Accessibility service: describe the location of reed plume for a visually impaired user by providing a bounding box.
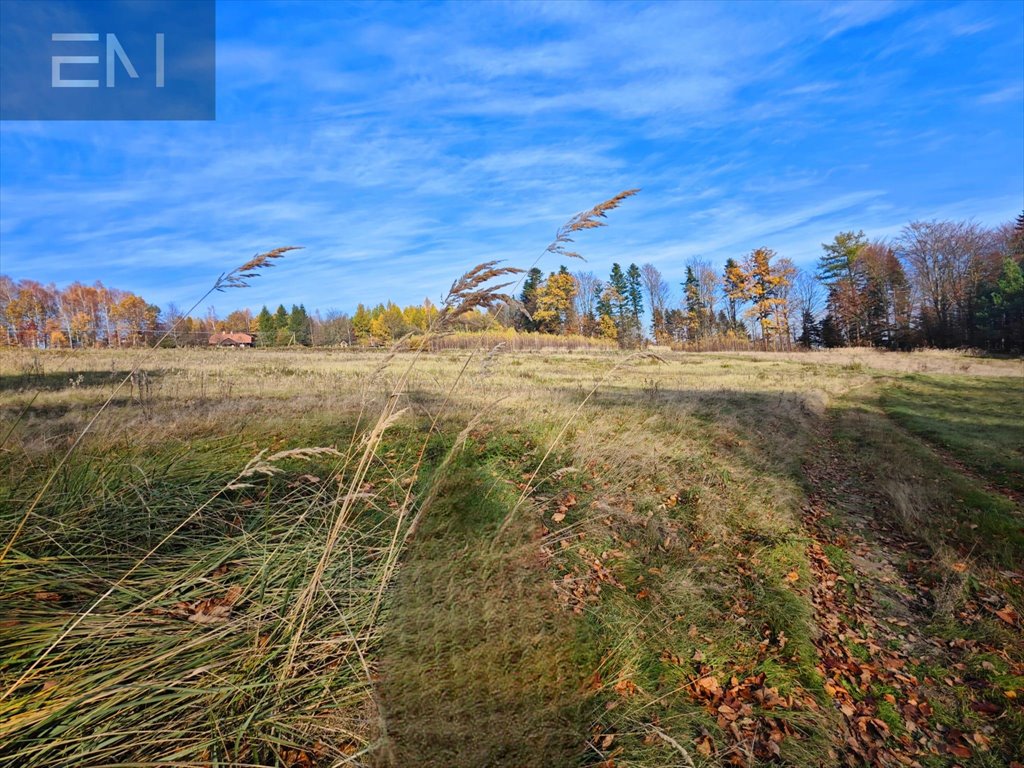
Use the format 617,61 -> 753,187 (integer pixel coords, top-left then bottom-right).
216,246 -> 303,291
545,188 -> 640,261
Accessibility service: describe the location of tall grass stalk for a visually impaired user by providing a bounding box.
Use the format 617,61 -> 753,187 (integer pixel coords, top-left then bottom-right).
0,247 -> 300,564
1,193 -> 638,766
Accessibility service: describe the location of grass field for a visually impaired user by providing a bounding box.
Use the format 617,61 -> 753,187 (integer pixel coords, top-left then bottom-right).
1,345 -> 1022,767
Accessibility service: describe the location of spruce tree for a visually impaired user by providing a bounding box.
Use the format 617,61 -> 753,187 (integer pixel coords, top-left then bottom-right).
797,308 -> 822,348
625,263 -> 644,335
519,268 -> 543,331
607,263 -> 629,339
288,304 -> 311,345
683,266 -> 704,341
272,305 -> 289,346
256,306 -> 275,346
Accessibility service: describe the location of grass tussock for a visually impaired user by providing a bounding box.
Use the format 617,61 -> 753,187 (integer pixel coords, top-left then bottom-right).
1,437 -> 395,765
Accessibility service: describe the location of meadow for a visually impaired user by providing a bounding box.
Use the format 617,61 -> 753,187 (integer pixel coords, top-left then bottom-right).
1,344 -> 1021,767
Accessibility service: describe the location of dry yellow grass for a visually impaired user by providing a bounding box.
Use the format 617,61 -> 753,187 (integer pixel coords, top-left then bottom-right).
2,344 -> 1021,767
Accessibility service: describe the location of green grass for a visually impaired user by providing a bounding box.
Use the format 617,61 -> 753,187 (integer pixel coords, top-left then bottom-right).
2,346 -> 1022,767
882,374 -> 1024,493
831,388 -> 1024,568
377,444 -> 590,766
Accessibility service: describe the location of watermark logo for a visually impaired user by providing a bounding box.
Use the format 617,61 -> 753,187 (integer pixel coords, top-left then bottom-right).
50,32 -> 164,89
1,0 -> 215,120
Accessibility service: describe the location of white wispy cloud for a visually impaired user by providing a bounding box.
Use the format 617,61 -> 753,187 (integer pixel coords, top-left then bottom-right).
1,0 -> 1019,314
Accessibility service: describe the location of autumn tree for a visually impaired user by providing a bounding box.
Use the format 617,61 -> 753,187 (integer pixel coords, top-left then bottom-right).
352,304 -> 371,343
222,308 -> 254,334
731,248 -> 794,348
896,221 -> 998,347
723,258 -> 745,331
596,281 -> 622,342
533,267 -> 577,334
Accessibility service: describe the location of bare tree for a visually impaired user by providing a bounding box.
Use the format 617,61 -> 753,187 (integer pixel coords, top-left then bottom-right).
164,303 -> 185,346
572,270 -> 602,335
683,257 -> 719,339
693,259 -> 719,322
896,220 -> 997,346
639,263 -> 670,340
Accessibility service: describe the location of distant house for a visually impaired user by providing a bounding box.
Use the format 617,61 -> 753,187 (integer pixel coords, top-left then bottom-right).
209,332 -> 254,347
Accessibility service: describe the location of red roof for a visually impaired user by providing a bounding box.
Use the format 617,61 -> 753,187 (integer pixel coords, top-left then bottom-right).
209,332 -> 253,346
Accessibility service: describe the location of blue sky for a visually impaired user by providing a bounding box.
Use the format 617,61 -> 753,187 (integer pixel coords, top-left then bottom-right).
1,0 -> 1022,315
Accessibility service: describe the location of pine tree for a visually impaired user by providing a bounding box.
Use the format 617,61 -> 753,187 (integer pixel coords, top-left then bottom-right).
288,304 -> 310,345
818,231 -> 868,345
256,305 -> 274,346
518,268 -> 543,331
625,263 -> 644,332
682,266 -> 704,342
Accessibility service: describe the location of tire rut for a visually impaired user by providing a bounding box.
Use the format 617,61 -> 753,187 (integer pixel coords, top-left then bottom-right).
800,421 -> 1019,766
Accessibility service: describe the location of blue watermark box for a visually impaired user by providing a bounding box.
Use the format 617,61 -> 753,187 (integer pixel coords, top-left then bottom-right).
1,0 -> 215,120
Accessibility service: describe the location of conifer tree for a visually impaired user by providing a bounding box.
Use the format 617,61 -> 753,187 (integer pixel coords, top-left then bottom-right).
352,304 -> 371,342
256,305 -> 275,346
818,231 -> 868,345
625,263 -> 644,331
518,268 -> 543,331
607,263 -> 637,345
683,266 -> 704,342
271,305 -> 289,346
288,304 -> 311,345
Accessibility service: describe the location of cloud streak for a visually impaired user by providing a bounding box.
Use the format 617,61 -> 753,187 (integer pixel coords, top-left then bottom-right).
1,0 -> 1020,314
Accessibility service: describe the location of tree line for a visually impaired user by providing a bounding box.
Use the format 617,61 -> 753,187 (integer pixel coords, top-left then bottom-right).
511,214 -> 1022,352
3,215 -> 1021,352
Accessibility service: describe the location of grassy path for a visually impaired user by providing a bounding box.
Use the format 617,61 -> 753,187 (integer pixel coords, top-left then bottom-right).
376,382 -> 1023,767
799,405 -> 1023,767
374,448 -> 591,767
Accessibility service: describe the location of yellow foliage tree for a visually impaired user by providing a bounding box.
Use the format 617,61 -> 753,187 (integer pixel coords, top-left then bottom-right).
733,248 -> 794,347
533,271 -> 577,334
